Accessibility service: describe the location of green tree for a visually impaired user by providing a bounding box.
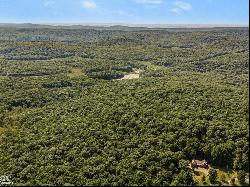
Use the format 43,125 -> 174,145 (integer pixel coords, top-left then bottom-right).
208,168 -> 217,184
221,174 -> 226,182
178,159 -> 190,170
201,175 -> 206,182
238,170 -> 246,185
171,170 -> 194,186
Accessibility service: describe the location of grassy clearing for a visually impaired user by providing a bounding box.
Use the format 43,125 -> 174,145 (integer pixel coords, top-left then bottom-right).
140,61 -> 167,71
67,67 -> 84,78
193,166 -> 244,186
193,171 -> 210,186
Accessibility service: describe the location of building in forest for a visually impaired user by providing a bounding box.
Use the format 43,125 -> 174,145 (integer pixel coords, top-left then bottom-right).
192,160 -> 209,169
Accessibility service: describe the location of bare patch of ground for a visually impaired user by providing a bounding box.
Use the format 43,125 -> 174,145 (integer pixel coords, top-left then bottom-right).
118,69 -> 142,80
120,73 -> 140,80
188,163 -> 210,176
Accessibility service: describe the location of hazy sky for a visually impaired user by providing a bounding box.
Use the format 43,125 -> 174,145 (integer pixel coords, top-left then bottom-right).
0,0 -> 249,24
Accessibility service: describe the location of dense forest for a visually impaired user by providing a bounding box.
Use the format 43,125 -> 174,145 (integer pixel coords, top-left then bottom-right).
0,26 -> 249,186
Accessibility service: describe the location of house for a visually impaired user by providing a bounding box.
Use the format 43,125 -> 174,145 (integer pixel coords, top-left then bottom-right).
192,159 -> 209,169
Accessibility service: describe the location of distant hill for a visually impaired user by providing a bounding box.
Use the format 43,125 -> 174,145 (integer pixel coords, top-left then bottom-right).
0,23 -> 248,31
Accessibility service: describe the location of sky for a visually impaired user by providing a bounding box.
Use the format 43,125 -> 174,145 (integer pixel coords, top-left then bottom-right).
0,0 -> 249,25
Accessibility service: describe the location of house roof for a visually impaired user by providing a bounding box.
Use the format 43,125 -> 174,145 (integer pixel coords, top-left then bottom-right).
192,160 -> 207,165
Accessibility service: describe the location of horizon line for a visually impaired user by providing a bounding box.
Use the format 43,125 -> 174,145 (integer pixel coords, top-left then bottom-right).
0,22 -> 249,28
